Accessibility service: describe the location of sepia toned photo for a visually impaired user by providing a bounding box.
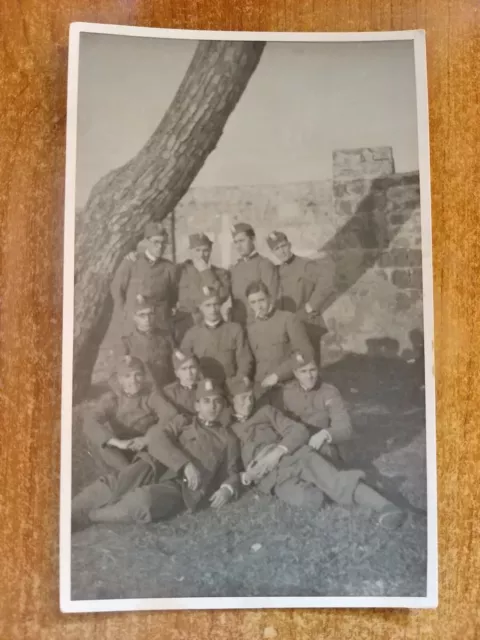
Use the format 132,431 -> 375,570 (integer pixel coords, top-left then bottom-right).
60,24 -> 436,612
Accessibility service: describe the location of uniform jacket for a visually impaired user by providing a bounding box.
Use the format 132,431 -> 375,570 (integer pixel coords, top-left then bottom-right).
148,415 -> 241,509
110,254 -> 178,331
277,255 -> 332,328
114,329 -> 175,389
177,261 -> 231,313
230,404 -> 310,493
230,252 -> 279,325
246,309 -> 314,383
277,380 -> 353,458
181,320 -> 253,383
83,380 -> 166,448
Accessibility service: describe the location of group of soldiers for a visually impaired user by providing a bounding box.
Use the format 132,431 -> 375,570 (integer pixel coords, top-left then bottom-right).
72,221 -> 407,531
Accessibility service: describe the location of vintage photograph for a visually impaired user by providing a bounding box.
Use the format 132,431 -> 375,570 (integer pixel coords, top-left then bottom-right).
60,25 -> 436,611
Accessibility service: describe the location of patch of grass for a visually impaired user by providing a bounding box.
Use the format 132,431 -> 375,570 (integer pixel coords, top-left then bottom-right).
71,353 -> 428,600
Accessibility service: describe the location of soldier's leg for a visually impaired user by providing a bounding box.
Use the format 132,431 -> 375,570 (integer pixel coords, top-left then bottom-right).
71,474 -> 116,531
274,476 -> 325,509
89,479 -> 185,525
82,420 -> 132,473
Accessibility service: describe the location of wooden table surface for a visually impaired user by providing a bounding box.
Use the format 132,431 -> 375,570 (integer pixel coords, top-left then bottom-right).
1,1 -> 479,638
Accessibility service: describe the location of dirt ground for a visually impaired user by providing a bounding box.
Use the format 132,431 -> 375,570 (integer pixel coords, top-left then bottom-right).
70,352 -> 428,600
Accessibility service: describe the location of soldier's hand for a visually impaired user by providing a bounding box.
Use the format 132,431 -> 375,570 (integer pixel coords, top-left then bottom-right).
127,436 -> 148,452
309,429 -> 332,451
192,257 -> 209,272
184,462 -> 201,491
246,446 -> 286,482
106,437 -> 132,450
126,251 -> 138,263
261,373 -> 279,388
209,486 -> 233,509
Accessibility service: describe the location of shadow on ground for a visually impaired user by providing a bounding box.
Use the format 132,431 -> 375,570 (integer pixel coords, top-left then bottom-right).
71,350 -> 428,600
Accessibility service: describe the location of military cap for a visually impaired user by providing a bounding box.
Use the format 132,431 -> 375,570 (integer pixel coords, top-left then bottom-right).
195,378 -> 224,400
116,355 -> 145,376
231,222 -> 254,237
189,232 -> 213,249
172,349 -> 197,370
227,376 -> 253,398
266,230 -> 288,250
144,222 -> 168,239
197,285 -> 220,304
133,294 -> 154,312
291,350 -> 317,370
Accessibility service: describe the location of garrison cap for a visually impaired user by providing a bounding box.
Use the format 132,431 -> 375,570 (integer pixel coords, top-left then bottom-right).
227,376 -> 253,398
291,350 -> 317,370
144,222 -> 168,240
195,378 -> 224,400
116,355 -> 145,376
266,230 -> 288,250
197,285 -> 220,304
172,349 -> 197,370
231,222 -> 254,237
189,232 -> 213,249
133,294 -> 154,312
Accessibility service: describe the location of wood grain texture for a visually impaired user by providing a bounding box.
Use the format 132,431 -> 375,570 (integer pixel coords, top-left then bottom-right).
0,0 -> 479,637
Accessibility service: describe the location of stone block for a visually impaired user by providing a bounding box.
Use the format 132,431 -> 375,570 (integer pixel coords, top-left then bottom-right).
378,249 -> 423,268
333,147 -> 394,182
391,268 -> 423,289
395,289 -> 423,312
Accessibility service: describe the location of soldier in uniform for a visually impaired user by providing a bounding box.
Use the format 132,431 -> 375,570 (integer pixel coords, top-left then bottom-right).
181,285 -> 253,386
82,356 -> 170,474
276,351 -> 353,462
245,280 -> 314,393
110,223 -> 177,335
158,349 -> 201,423
230,222 -> 279,325
175,232 -> 231,343
72,379 -> 240,529
266,230 -> 333,364
114,295 -> 175,390
228,378 -> 407,530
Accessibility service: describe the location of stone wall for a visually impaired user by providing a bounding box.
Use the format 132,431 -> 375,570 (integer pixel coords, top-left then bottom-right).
171,148 -> 423,363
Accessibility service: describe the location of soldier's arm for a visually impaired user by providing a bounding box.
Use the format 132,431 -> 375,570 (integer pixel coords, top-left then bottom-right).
220,431 -> 242,498
176,263 -> 190,309
168,263 -> 179,309
82,393 -> 118,448
179,327 -> 196,358
147,414 -> 192,472
233,324 -> 254,380
259,258 -> 279,301
322,384 -> 354,443
287,313 -> 315,363
147,389 -> 187,425
263,405 -> 310,454
305,258 -> 335,313
110,258 -> 132,309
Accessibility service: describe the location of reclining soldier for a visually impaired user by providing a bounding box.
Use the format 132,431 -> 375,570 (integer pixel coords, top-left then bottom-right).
72,379 -> 240,529
228,378 -> 407,530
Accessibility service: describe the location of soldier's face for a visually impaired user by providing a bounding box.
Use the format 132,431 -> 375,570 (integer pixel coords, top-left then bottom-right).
294,362 -> 319,390
118,370 -> 145,396
192,245 -> 211,263
272,241 -> 292,264
199,297 -> 221,323
145,235 -> 167,259
233,232 -> 255,258
134,308 -> 155,333
176,359 -> 199,388
195,394 -> 224,422
233,391 -> 255,418
248,291 -> 270,319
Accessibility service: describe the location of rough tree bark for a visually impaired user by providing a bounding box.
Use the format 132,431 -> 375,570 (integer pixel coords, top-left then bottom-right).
72,40 -> 265,403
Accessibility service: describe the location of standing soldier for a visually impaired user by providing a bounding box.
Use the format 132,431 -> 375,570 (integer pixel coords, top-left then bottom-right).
175,232 -> 231,342
110,223 -> 177,336
181,285 -> 253,386
228,378 -> 406,530
72,379 -> 240,529
230,222 -> 278,325
245,280 -> 314,393
276,351 -> 353,462
266,230 -> 333,364
114,295 -> 175,390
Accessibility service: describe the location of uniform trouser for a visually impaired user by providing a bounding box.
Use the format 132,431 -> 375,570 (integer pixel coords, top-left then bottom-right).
263,447 -> 365,508
305,323 -> 327,366
72,469 -> 184,527
83,421 -> 134,473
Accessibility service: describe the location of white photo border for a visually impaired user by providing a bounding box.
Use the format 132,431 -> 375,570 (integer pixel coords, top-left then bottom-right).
60,23 -> 437,613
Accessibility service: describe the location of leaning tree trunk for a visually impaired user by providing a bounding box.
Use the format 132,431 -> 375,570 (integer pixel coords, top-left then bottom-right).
72,40 -> 265,403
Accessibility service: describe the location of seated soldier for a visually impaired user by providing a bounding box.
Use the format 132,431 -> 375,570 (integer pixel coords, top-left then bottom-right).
175,232 -> 231,343
114,294 -> 175,390
72,379 -> 240,529
228,378 -> 407,530
276,351 -> 353,462
180,285 -> 253,386
158,349 -> 201,422
82,356 -> 169,473
245,280 -> 315,393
